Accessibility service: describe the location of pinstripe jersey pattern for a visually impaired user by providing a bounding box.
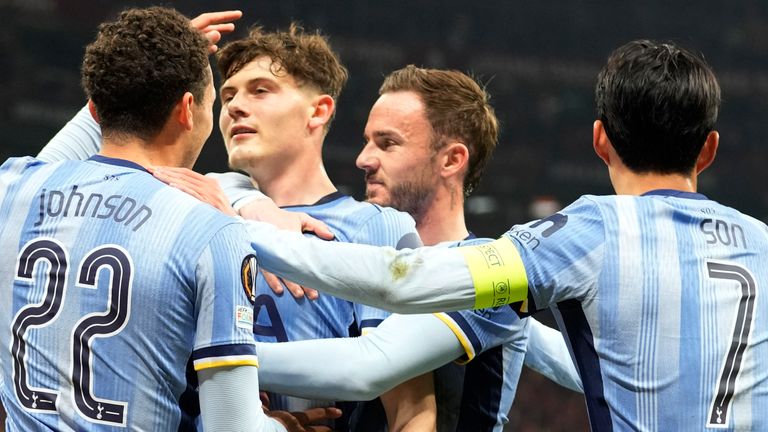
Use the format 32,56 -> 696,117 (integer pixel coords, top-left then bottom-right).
0,156 -> 258,431
506,191 -> 768,431
434,236 -> 529,432
252,192 -> 420,418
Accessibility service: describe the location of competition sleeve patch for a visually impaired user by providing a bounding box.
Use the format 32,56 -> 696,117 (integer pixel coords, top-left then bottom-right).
241,254 -> 258,305
458,236 -> 528,309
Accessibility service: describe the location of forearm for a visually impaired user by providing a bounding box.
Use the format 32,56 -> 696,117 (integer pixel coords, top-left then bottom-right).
198,365 -> 286,431
37,104 -> 102,162
524,319 -> 583,392
380,373 -> 436,432
247,222 -> 478,313
256,314 -> 464,400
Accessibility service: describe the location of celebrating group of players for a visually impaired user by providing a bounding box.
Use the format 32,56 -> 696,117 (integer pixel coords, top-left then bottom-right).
1,5 -> 767,432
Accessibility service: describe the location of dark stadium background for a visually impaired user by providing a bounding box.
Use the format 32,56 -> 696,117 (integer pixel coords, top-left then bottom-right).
4,1 -> 768,430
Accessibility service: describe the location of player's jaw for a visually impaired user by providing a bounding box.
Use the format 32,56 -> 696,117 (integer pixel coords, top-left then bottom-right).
363,172 -> 392,207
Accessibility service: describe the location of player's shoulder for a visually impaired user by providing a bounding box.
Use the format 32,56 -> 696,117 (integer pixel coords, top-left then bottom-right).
1,155 -> 55,176
351,198 -> 415,225
317,194 -> 415,229
443,236 -> 494,248
143,181 -> 248,244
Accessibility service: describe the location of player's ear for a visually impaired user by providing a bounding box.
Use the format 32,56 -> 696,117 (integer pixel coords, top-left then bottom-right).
87,99 -> 100,124
695,130 -> 719,174
593,120 -> 612,166
177,92 -> 196,131
308,94 -> 335,131
441,141 -> 469,178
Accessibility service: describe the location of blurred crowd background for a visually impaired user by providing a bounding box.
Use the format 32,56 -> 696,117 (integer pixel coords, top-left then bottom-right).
3,1 -> 768,430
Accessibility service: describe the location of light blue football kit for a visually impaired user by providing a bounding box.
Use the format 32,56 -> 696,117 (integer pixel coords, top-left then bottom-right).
0,156 -> 270,431
37,105 -> 422,429
248,191 -> 421,416
246,191 -> 768,431
253,237 -> 580,432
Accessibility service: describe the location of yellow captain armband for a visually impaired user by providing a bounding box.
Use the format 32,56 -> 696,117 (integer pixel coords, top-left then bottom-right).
458,236 -> 528,309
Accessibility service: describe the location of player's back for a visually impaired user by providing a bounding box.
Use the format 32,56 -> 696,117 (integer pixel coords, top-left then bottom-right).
251,192 -> 419,417
0,156 -> 254,431
512,191 -> 768,431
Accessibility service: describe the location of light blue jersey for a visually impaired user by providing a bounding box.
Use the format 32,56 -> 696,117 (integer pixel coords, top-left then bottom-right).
251,192 -> 420,418
434,237 -> 529,432
0,156 -> 259,431
506,190 -> 768,431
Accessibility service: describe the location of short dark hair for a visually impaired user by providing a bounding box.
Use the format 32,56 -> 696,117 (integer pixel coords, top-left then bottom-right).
595,39 -> 721,174
216,23 -> 348,127
380,65 -> 499,197
81,7 -> 210,141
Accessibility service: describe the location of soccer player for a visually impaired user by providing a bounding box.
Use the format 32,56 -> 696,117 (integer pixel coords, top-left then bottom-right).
241,40 -> 768,430
211,24 -> 428,430
176,65 -> 581,431
36,20 -> 428,432
0,7 -> 331,431
233,65 -> 581,432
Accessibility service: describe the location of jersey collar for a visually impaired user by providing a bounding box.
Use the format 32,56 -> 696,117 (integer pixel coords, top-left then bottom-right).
641,189 -> 708,200
87,155 -> 149,173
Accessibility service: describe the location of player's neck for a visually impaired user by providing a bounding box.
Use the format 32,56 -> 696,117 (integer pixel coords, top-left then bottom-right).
99,136 -> 193,170
611,169 -> 697,195
254,159 -> 336,207
415,188 -> 469,246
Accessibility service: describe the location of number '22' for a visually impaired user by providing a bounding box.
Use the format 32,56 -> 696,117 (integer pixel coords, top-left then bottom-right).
11,238 -> 133,427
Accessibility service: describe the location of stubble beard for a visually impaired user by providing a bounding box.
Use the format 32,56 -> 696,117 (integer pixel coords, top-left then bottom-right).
374,178 -> 433,223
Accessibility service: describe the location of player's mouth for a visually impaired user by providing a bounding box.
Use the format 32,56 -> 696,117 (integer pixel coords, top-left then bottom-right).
229,124 -> 257,140
364,173 -> 385,188
365,179 -> 387,196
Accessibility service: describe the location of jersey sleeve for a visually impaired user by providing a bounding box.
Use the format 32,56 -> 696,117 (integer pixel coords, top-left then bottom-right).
37,104 -> 102,162
255,313 -> 465,401
192,222 -> 259,371
246,221 -> 479,313
198,366 -> 287,432
503,196 -> 606,313
205,171 -> 267,210
434,307 -> 528,365
431,237 -> 529,363
349,208 -> 422,331
524,318 -> 582,392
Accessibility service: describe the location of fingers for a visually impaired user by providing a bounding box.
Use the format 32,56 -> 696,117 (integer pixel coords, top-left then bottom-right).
149,167 -> 236,216
284,279 -> 319,300
299,214 -> 335,240
200,23 -> 236,34
189,10 -> 243,31
262,270 -> 286,296
259,391 -> 271,410
291,407 -> 343,425
190,10 -> 242,53
302,286 -> 320,300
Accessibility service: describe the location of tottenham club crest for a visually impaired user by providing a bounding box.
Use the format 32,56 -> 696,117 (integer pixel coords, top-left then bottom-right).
240,254 -> 258,305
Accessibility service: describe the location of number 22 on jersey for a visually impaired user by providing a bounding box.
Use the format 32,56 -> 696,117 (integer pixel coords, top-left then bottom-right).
11,237 -> 133,427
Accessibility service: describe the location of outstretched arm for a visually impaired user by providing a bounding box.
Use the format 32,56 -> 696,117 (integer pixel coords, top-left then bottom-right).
256,314 -> 464,400
198,366 -> 287,431
248,223 -> 528,313
37,104 -> 100,162
524,319 -> 583,392
198,365 -> 341,431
